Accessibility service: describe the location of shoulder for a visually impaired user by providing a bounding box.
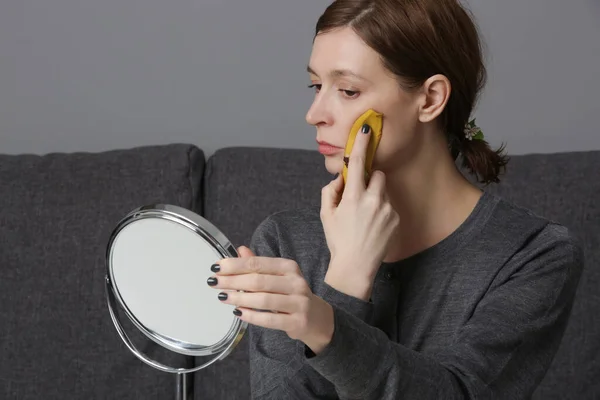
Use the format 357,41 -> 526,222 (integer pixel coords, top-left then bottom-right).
249,206 -> 324,256
492,193 -> 581,249
252,206 -> 321,237
484,192 -> 584,278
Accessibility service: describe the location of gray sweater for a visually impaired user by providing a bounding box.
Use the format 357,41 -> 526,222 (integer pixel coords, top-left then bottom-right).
247,191 -> 583,399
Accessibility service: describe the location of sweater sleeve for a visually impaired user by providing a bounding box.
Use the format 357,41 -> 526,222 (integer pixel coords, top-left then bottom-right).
305,226 -> 583,400
247,214 -> 374,398
317,281 -> 374,324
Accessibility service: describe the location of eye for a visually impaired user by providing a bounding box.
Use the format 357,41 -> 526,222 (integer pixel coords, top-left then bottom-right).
340,89 -> 360,99
308,84 -> 322,93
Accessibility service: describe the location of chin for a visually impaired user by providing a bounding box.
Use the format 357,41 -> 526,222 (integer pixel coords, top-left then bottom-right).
324,156 -> 343,175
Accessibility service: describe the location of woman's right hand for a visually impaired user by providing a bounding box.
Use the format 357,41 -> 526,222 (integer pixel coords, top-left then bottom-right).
319,124 -> 400,301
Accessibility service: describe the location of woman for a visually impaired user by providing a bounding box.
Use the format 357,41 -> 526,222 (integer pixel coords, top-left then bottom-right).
207,0 -> 583,398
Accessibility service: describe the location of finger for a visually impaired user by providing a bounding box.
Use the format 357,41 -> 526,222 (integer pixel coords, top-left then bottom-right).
215,256 -> 297,276
219,291 -> 299,314
237,245 -> 255,258
232,306 -> 294,331
345,123 -> 371,196
208,273 -> 297,294
320,173 -> 344,214
365,170 -> 387,198
382,186 -> 391,204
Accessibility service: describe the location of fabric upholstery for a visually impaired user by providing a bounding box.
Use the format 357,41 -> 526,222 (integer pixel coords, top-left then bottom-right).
0,144 -> 204,400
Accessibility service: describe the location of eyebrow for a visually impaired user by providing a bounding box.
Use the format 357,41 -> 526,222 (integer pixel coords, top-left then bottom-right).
306,65 -> 369,82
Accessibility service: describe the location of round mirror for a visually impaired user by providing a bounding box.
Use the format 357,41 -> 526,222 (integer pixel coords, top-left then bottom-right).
105,204 -> 247,374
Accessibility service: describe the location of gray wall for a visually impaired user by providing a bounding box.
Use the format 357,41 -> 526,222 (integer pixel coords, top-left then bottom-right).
0,0 -> 598,157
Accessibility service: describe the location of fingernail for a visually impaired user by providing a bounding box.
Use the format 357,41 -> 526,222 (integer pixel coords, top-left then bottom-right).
361,124 -> 370,134
233,308 -> 242,316
218,292 -> 228,301
207,277 -> 218,286
332,173 -> 339,180
210,263 -> 220,273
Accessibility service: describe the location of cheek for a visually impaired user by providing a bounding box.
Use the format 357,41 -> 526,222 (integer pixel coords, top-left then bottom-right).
373,112 -> 416,168
334,107 -> 374,143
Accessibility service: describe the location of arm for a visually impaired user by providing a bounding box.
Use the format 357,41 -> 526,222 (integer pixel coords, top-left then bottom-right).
245,215 -> 341,399
252,212 -> 375,324
243,214 -> 372,399
316,279 -> 375,325
305,228 -> 584,400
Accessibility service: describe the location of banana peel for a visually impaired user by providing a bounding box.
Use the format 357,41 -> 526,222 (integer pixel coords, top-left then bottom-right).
342,109 -> 384,185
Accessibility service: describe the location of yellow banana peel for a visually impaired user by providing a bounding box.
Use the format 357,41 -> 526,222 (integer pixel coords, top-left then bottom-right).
342,109 -> 384,185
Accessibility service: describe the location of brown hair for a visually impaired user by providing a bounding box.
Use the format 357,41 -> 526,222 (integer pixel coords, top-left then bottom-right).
314,0 -> 509,184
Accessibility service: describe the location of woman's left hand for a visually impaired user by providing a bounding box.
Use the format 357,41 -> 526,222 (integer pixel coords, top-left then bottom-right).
208,246 -> 335,355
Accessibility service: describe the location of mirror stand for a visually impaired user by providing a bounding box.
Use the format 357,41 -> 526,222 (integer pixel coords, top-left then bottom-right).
175,373 -> 192,400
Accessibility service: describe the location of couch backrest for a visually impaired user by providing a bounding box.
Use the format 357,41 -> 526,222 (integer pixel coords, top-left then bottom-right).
0,144 -> 205,400
203,147 -> 600,400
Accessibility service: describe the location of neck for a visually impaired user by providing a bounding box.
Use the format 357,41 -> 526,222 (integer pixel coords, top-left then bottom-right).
382,131 -> 482,263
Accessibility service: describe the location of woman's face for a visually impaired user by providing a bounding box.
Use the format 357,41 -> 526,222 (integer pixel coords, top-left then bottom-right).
306,27 -> 422,175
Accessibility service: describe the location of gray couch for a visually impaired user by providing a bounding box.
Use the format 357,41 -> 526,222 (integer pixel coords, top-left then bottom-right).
1,143 -> 598,399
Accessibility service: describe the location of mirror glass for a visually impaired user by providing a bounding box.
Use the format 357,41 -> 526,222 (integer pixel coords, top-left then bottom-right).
108,211 -> 241,356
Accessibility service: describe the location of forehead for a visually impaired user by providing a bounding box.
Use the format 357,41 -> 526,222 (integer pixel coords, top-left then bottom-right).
308,27 -> 384,76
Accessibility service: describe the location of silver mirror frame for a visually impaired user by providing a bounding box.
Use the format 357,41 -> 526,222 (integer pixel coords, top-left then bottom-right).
105,204 -> 248,374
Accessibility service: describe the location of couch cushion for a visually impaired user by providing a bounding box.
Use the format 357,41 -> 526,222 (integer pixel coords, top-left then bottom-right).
0,144 -> 204,400
200,147 -> 330,399
203,147 -> 599,399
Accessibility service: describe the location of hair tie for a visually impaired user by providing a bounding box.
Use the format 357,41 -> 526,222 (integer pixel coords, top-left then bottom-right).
464,118 -> 484,141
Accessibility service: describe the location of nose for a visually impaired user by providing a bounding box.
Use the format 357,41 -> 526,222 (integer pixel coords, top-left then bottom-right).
305,95 -> 332,127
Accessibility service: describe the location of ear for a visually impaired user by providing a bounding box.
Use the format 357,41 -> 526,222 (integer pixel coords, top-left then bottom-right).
417,74 -> 451,123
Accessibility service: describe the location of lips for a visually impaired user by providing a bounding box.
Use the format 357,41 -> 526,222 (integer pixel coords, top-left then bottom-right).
316,140 -> 341,148
317,141 -> 343,156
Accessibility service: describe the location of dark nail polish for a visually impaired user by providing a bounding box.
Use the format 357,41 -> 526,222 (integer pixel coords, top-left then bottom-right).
332,173 -> 339,180
218,292 -> 228,301
210,263 -> 220,273
207,277 -> 218,286
361,124 -> 370,134
233,308 -> 242,316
